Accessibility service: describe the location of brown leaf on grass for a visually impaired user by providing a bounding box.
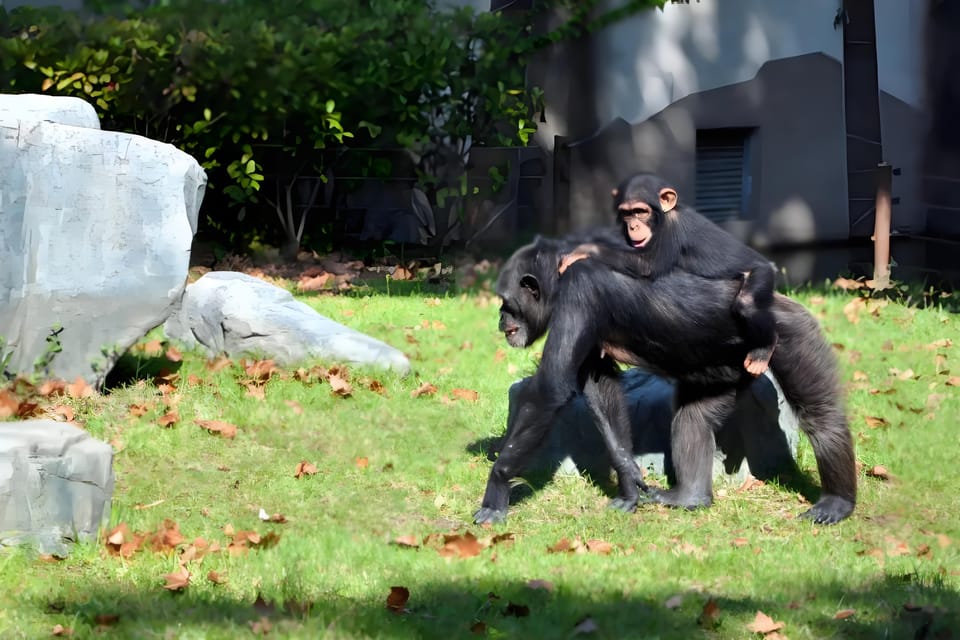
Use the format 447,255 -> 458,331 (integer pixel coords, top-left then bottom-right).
526,579 -> 554,592
158,410 -> 179,427
206,356 -> 233,372
163,567 -> 190,591
165,346 -> 183,362
451,388 -> 480,402
731,537 -> 750,548
155,382 -> 177,396
664,594 -> 684,609
494,349 -> 506,362
128,403 -> 151,417
946,376 -> 960,386
470,621 -> 487,634
243,359 -> 277,382
0,389 -> 19,418
411,382 -> 438,398
392,535 -> 421,549
67,376 -> 95,399
38,380 -> 66,397
243,382 -> 266,400
142,339 -> 164,356
916,543 -> 933,559
386,586 -> 410,614
867,465 -> 892,481
439,533 -> 483,559
747,610 -> 785,634
697,598 -> 721,628
293,461 -> 318,478
504,602 -> 530,617
834,608 -> 856,620
51,623 -> 72,636
843,297 -> 866,324
355,457 -> 369,470
17,401 -> 43,418
207,570 -> 227,585
297,272 -> 332,292
548,537 -> 585,554
585,539 -> 614,555
833,277 -> 865,290
147,519 -> 185,552
865,416 -> 890,429
738,476 -> 765,492
853,371 -> 869,381
195,419 -> 238,439
391,266 -> 414,281
368,379 -> 387,395
328,374 -> 352,397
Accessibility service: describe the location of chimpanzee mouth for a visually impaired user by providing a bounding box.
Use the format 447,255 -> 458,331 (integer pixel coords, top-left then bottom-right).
632,237 -> 650,249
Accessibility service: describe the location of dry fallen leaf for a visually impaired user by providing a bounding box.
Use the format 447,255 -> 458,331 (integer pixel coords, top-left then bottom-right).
946,376 -> 960,387
833,608 -> 856,620
747,610 -> 785,634
355,457 -> 369,470
165,346 -> 183,362
51,624 -> 72,636
195,419 -> 238,439
585,539 -> 614,555
864,416 -> 890,429
67,376 -> 95,399
157,410 -> 179,428
451,388 -> 480,402
411,382 -> 438,398
697,598 -> 721,628
526,579 -> 554,592
392,535 -> 420,548
866,465 -> 892,481
833,277 -> 865,290
163,567 -> 191,591
843,297 -> 866,324
328,374 -> 353,397
294,461 -> 318,478
386,586 -> 410,614
438,533 -> 483,559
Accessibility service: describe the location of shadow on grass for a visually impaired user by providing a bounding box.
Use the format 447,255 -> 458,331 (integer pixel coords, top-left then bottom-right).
103,351 -> 183,392
23,574 -> 960,639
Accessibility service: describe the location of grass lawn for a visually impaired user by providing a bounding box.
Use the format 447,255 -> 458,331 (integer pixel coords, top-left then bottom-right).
1,268 -> 958,639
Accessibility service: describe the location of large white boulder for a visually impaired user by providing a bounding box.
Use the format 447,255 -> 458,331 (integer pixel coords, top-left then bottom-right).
0,420 -> 114,556
0,95 -> 206,385
0,93 -> 100,129
164,271 -> 412,375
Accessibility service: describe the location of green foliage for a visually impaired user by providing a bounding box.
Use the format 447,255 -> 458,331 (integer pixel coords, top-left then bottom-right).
0,0 -> 589,251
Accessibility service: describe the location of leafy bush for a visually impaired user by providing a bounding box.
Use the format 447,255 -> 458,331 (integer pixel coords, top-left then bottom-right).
0,0 -> 661,253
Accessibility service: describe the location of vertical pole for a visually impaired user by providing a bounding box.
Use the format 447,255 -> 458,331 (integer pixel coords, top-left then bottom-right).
872,161 -> 892,289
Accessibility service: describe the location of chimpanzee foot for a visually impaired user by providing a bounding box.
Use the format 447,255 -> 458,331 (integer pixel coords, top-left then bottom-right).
608,473 -> 651,512
744,340 -> 777,376
650,487 -> 712,510
473,507 -> 508,525
799,495 -> 855,525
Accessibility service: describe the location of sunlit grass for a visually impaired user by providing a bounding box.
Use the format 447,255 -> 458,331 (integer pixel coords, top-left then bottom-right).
1,274 -> 958,639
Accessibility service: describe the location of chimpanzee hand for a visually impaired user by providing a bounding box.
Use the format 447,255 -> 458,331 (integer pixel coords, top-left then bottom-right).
473,507 -> 508,525
558,243 -> 599,275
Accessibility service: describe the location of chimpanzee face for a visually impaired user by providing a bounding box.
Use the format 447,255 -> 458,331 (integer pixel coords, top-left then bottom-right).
617,201 -> 655,248
612,173 -> 679,251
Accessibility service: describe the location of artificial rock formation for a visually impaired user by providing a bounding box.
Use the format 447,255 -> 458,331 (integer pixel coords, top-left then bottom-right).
165,271 -> 412,375
0,420 -> 114,556
0,93 -> 206,386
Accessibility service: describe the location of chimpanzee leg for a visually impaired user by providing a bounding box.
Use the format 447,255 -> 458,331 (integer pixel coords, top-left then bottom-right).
474,312 -> 596,525
734,266 -> 779,376
651,383 -> 738,509
580,359 -> 649,512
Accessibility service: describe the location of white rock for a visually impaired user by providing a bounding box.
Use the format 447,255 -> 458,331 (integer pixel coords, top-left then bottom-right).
0,101 -> 205,385
0,420 -> 114,556
164,271 -> 412,375
0,93 -> 100,129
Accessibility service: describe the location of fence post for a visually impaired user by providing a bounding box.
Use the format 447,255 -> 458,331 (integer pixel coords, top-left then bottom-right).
871,161 -> 893,289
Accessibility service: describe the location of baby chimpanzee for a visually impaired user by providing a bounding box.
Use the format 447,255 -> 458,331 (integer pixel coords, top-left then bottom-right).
561,172 -> 778,376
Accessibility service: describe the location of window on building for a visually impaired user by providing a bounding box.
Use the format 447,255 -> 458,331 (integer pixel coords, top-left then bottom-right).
695,128 -> 753,223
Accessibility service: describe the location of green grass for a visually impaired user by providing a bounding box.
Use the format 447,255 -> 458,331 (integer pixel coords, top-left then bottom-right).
1,275 -> 958,639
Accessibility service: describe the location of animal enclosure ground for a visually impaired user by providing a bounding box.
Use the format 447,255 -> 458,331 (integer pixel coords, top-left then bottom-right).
0,275 -> 958,639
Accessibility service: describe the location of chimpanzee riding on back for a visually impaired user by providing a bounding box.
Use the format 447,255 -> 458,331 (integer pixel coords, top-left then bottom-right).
562,172 -> 779,376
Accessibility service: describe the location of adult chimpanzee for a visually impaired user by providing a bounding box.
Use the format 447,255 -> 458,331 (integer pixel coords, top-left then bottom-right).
478,233 -> 856,525
561,173 -> 778,376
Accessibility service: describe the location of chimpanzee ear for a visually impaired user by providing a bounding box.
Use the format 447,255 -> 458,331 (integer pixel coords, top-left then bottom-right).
658,187 -> 678,213
519,274 -> 541,301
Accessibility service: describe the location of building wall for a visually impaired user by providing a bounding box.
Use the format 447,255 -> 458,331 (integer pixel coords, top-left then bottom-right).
531,0 -> 929,244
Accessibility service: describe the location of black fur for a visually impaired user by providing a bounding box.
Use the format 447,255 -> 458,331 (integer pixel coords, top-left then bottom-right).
477,233 -> 857,525
591,173 -> 778,373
